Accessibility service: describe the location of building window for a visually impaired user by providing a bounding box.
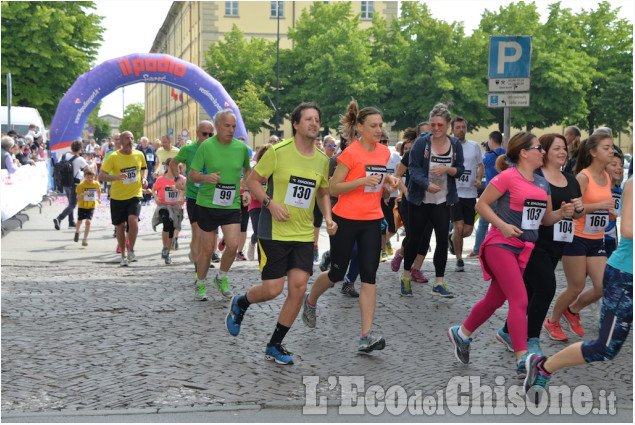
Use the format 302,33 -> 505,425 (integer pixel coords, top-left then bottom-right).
270,1 -> 284,18
361,1 -> 374,20
225,1 -> 238,17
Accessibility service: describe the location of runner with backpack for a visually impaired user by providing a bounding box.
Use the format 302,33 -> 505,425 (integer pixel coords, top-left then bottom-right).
53,140 -> 87,230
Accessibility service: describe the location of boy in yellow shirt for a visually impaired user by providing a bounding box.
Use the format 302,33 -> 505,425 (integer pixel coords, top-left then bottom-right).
75,167 -> 101,246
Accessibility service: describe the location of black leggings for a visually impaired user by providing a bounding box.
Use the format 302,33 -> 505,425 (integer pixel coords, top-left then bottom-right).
327,213 -> 381,284
381,197 -> 396,234
159,209 -> 175,239
399,198 -> 432,256
504,245 -> 558,338
404,201 -> 450,278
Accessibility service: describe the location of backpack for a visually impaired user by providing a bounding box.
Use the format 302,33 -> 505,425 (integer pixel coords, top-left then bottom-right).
53,154 -> 79,190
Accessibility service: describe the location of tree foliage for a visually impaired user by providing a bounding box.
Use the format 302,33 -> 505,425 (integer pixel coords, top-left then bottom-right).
0,1 -> 104,123
235,80 -> 274,137
119,103 -> 144,140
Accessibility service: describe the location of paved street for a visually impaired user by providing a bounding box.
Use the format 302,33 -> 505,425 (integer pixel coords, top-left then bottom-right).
1,195 -> 632,422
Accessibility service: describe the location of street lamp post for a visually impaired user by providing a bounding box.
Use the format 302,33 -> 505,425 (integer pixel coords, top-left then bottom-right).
275,1 -> 280,135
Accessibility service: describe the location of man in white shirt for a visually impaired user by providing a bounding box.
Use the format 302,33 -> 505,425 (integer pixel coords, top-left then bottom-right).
449,116 -> 484,272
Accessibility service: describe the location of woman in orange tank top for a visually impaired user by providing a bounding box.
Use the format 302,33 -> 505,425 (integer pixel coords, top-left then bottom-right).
545,131 -> 616,341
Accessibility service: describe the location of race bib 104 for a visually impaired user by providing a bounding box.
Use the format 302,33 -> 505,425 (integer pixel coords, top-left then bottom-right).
553,217 -> 574,243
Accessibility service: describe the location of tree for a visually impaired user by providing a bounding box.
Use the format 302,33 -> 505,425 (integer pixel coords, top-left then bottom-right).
119,103 -> 144,139
204,24 -> 277,135
1,1 -> 104,123
86,103 -> 111,141
280,2 -> 381,134
577,2 -> 633,134
235,81 -> 274,141
373,2 -> 493,131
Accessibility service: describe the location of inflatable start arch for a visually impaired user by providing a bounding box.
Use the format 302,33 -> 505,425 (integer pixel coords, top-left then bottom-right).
49,53 -> 248,158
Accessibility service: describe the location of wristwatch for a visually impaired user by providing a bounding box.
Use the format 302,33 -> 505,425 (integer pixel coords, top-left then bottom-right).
262,197 -> 271,208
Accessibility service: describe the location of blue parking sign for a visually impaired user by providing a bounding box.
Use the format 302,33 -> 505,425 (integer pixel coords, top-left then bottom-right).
489,36 -> 532,79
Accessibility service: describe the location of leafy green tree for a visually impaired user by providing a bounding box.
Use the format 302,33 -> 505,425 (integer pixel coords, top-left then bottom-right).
280,1 -> 381,134
576,2 -> 632,133
205,24 -> 277,135
86,104 -> 111,141
1,1 -> 104,123
119,103 -> 144,139
235,80 -> 274,142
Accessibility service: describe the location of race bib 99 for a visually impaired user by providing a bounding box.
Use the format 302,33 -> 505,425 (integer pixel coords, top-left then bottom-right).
212,183 -> 236,207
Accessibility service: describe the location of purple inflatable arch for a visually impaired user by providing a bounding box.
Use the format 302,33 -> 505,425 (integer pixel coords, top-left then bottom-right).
49,53 -> 248,158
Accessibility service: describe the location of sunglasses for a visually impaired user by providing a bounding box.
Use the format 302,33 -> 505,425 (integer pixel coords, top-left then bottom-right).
379,139 -> 388,144
525,145 -> 544,152
429,123 -> 445,128
326,143 -> 337,148
201,132 -> 214,137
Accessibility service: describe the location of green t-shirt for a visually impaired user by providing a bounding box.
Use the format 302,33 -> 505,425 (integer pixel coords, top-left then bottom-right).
191,136 -> 250,209
255,138 -> 329,242
174,140 -> 201,199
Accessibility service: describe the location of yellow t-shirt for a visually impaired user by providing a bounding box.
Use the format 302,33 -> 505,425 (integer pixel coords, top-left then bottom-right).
101,150 -> 147,200
156,146 -> 180,174
76,180 -> 101,209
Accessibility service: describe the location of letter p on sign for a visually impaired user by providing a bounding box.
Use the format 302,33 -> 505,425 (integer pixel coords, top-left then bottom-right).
489,36 -> 532,79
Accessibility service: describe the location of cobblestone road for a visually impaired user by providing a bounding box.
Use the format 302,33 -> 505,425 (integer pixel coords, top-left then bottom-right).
1,198 -> 632,421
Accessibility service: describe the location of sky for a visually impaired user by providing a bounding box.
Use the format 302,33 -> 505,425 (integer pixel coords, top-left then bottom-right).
93,0 -> 633,118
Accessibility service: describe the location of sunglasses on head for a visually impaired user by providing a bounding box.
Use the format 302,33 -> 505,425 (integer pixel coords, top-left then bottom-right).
379,139 -> 388,144
201,132 -> 214,137
525,144 -> 544,152
326,143 -> 337,148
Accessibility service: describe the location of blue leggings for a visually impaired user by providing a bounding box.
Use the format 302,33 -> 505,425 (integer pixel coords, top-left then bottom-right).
581,264 -> 633,363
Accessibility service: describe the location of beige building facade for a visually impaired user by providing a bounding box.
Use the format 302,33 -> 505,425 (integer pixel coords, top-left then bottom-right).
145,1 -> 398,147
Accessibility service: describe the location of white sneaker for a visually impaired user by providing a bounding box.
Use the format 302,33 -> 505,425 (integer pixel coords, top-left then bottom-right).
127,250 -> 137,262
247,243 -> 255,261
120,256 -> 129,267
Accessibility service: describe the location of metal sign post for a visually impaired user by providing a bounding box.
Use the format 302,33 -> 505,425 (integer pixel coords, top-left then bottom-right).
487,36 -> 532,146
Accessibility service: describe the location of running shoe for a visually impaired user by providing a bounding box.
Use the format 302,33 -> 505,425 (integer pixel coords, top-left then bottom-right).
562,308 -> 585,336
543,319 -> 568,341
313,247 -> 319,263
265,344 -> 294,365
527,337 -> 543,355
211,253 -> 220,263
358,330 -> 386,353
247,243 -> 255,261
432,282 -> 454,298
319,251 -> 331,272
380,251 -> 389,262
236,251 -> 247,261
390,250 -> 403,272
213,275 -> 233,298
161,248 -> 169,259
53,218 -> 60,230
82,239 -> 88,247
410,268 -> 428,283
341,281 -> 359,298
455,259 -> 464,272
496,326 -> 513,352
523,354 -> 551,398
467,250 -> 479,258
74,232 -> 79,242
226,294 -> 247,336
120,256 -> 129,267
127,250 -> 137,262
448,232 -> 455,255
400,274 -> 413,297
386,241 -> 394,256
164,254 -> 172,265
447,325 -> 471,364
516,352 -> 530,379
195,280 -> 208,301
302,293 -> 316,328
218,239 -> 225,251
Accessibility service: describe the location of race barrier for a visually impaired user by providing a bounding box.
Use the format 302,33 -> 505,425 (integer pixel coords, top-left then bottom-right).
1,161 -> 49,221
